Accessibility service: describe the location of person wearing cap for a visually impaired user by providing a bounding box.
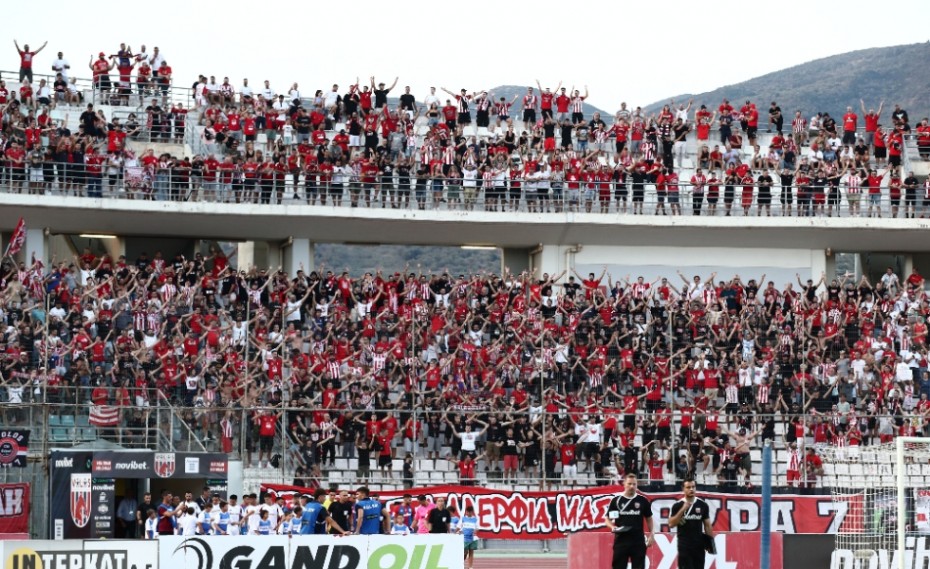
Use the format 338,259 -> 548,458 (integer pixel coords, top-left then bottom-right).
89,51 -> 115,103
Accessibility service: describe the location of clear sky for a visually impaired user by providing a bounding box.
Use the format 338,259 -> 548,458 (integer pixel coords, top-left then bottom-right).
4,0 -> 928,112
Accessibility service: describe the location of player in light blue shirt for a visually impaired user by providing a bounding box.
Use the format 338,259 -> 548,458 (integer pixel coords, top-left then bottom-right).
257,510 -> 272,535
390,513 -> 411,535
459,504 -> 479,569
198,504 -> 214,535
213,502 -> 231,535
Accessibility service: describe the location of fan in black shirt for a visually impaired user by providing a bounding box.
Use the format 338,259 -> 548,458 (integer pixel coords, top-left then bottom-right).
605,473 -> 654,569
669,479 -> 715,569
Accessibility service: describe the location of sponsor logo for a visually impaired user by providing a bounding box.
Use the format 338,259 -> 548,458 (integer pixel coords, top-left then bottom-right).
0,432 -> 25,466
169,538 -> 449,569
70,473 -> 92,528
184,457 -> 200,474
154,453 -> 175,478
54,457 -> 74,469
208,461 -> 227,474
5,548 -> 130,569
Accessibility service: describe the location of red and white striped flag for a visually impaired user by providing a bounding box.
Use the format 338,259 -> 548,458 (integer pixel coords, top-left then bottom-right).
4,217 -> 25,258
89,405 -> 120,427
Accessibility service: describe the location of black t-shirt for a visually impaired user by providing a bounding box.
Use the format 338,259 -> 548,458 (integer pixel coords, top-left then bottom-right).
427,507 -> 451,533
399,94 -> 416,111
502,437 -> 519,456
295,115 -> 311,133
670,498 -> 710,549
606,493 -> 652,541
373,89 -> 390,108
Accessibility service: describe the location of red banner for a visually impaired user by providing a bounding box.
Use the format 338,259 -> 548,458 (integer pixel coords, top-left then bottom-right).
262,483 -> 860,541
4,217 -> 25,258
0,483 -> 30,535
569,531 -> 783,569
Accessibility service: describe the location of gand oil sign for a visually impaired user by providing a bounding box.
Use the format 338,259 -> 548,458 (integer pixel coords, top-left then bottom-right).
160,535 -> 463,569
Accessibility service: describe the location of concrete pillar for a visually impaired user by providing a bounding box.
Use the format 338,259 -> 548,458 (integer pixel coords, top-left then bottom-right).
266,242 -> 283,271
283,239 -> 314,276
824,250 -> 837,280
809,249 -> 827,284
25,228 -> 48,265
534,245 -> 567,277
903,254 -> 915,281
102,236 -> 125,262
501,247 -> 530,278
237,242 -> 255,271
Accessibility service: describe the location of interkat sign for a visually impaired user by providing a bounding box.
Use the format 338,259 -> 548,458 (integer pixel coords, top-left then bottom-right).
264,483 -> 859,541
0,483 -> 29,535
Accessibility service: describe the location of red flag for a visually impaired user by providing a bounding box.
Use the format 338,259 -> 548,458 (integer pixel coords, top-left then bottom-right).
89,405 -> 120,427
4,217 -> 25,258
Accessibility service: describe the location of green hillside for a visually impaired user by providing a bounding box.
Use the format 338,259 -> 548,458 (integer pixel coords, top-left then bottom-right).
646,43 -> 930,120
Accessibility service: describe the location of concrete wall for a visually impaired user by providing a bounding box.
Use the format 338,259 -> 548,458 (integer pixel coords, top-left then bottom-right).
536,244 -> 826,287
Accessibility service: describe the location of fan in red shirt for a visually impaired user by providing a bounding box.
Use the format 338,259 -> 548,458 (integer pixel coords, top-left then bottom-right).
254,409 -> 282,468
89,52 -> 114,98
15,40 -> 46,83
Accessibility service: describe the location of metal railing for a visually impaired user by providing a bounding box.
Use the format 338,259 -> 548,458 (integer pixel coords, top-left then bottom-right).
0,385 -> 918,491
1,68 -> 195,109
0,163 -> 926,219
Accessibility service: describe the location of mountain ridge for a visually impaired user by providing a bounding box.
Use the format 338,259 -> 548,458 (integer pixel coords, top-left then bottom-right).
644,43 -> 930,120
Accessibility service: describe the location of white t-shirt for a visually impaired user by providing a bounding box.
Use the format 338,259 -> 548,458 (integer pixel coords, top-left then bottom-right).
262,87 -> 276,101
227,505 -> 241,534
459,431 -> 478,452
240,85 -> 253,98
246,505 -> 261,534
179,514 -> 198,536
183,500 -> 201,516
149,52 -> 165,69
261,503 -> 283,528
52,58 -> 71,78
324,90 -> 339,108
463,167 -> 478,187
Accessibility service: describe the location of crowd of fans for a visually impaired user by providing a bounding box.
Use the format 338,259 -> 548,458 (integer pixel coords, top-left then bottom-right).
3,41 -> 930,216
2,243 -> 930,491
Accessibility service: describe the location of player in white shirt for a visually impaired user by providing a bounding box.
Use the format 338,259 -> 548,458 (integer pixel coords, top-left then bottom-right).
226,495 -> 242,535
178,507 -> 198,536
260,495 -> 283,530
243,495 -> 262,536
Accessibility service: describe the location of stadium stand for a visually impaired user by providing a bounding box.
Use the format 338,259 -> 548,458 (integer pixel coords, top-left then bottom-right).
2,43 -> 930,503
